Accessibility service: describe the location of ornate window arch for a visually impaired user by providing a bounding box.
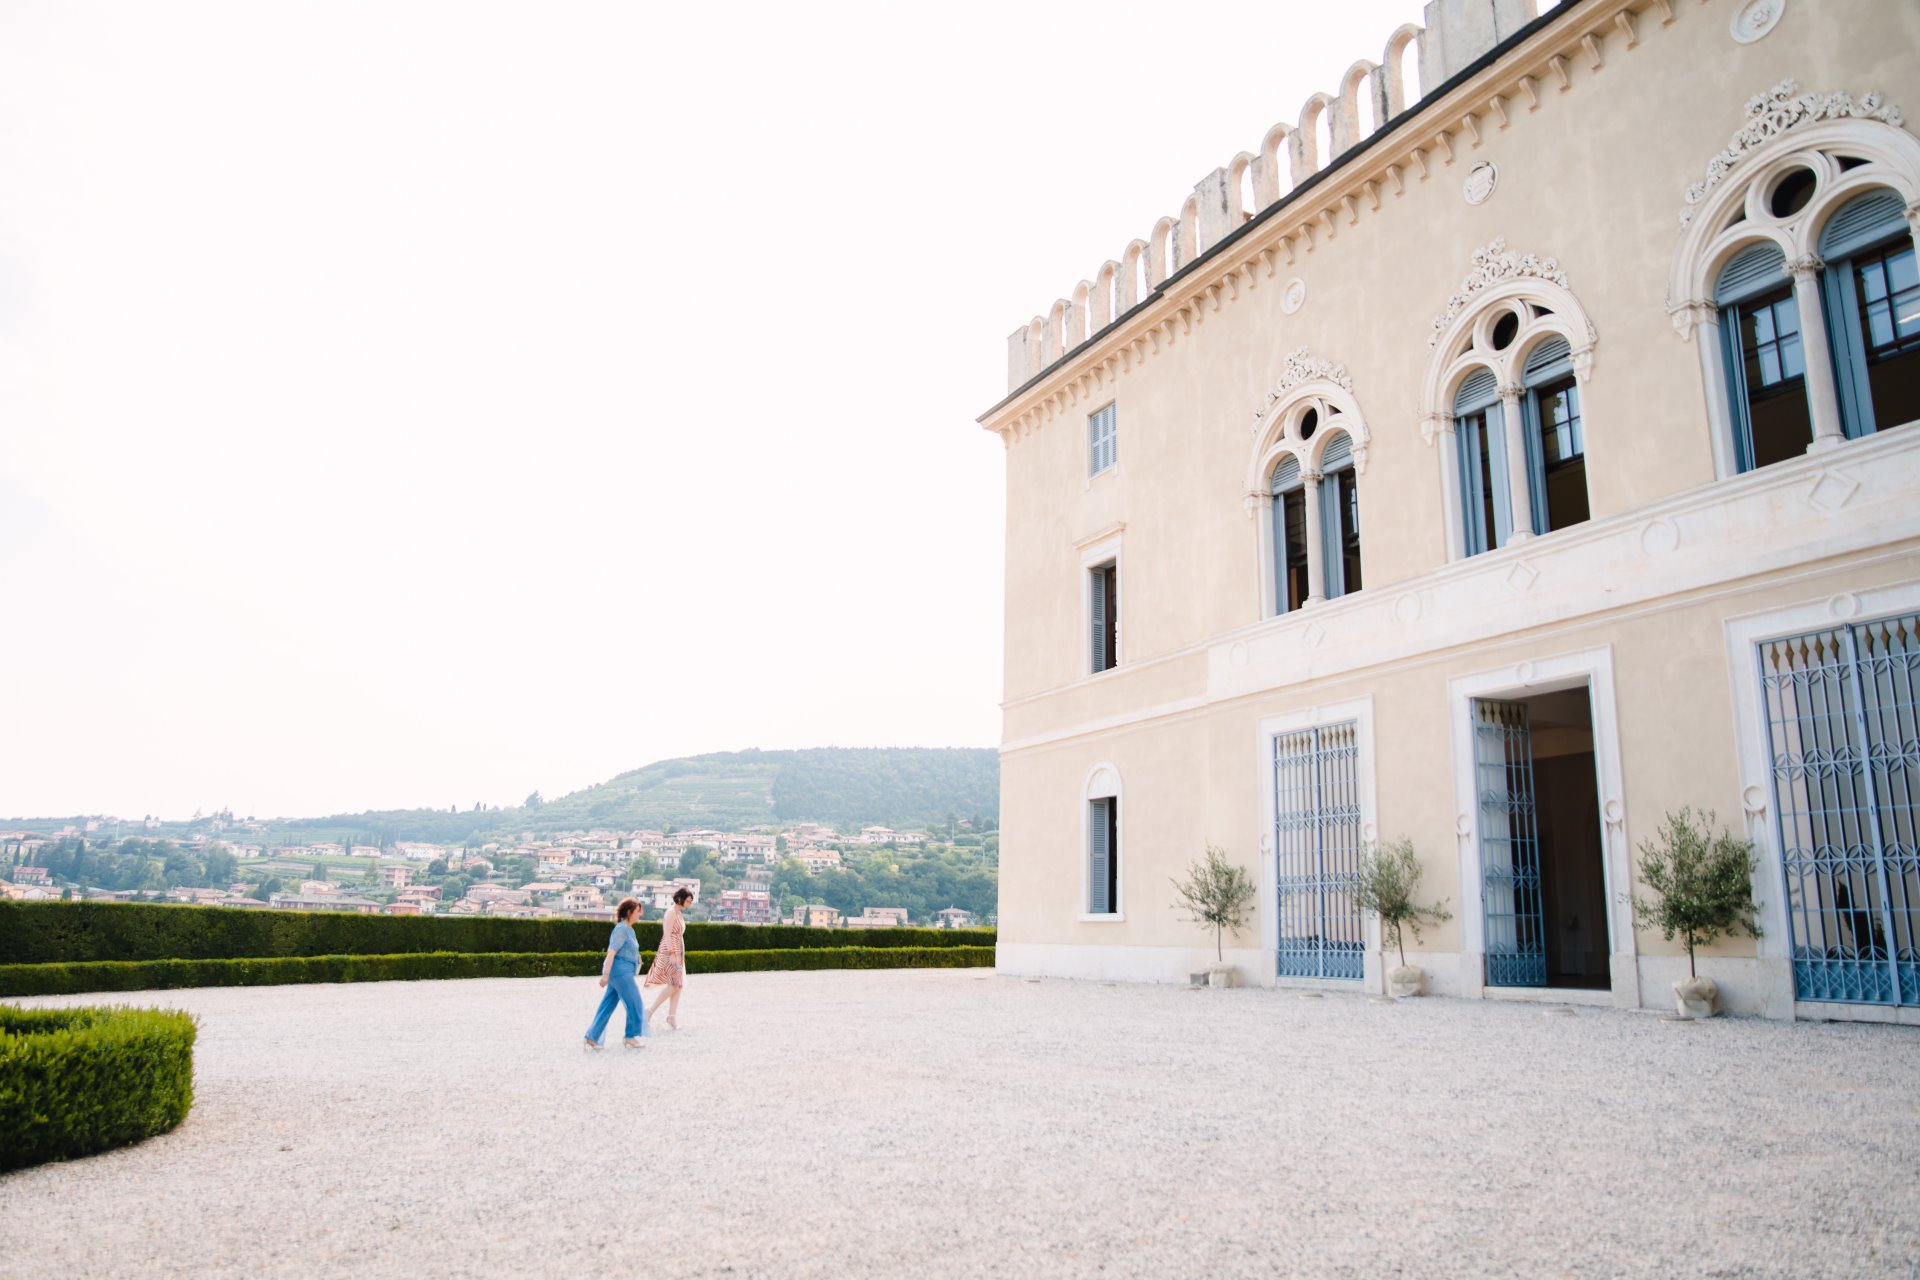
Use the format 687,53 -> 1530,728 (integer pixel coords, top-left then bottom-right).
1245,349 -> 1371,617
1420,241 -> 1598,560
1667,83 -> 1920,478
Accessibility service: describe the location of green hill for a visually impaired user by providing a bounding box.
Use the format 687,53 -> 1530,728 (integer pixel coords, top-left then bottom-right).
280,747 -> 998,843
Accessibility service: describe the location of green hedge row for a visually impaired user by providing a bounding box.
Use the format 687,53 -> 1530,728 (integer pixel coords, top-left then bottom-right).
0,946 -> 997,997
0,901 -> 995,965
688,946 -> 995,974
1,1004 -> 197,1172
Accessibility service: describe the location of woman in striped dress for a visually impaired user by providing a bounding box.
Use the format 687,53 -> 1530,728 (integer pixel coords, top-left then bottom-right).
644,886 -> 691,1030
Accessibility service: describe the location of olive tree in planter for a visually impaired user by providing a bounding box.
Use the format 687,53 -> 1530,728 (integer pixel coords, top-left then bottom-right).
1631,808 -> 1760,1019
1350,838 -> 1452,998
1172,845 -> 1255,987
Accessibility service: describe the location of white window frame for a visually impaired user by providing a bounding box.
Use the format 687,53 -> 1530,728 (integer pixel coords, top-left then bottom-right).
1423,286 -> 1597,563
1080,761 -> 1124,922
1255,696 -> 1380,991
1666,117 -> 1920,479
1244,378 -> 1370,619
1077,524 -> 1124,677
1723,581 -> 1920,1023
1445,645 -> 1637,1006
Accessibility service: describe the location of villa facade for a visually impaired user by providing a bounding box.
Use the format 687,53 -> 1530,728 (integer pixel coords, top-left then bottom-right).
980,0 -> 1920,1020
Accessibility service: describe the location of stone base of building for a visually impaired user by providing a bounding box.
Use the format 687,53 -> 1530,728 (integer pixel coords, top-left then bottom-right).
996,943 -> 1919,1024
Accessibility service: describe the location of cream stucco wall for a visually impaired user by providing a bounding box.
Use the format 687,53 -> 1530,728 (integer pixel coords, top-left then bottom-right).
984,0 -> 1920,1020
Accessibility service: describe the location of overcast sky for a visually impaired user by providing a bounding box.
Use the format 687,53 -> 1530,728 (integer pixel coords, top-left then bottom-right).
0,0 -> 1428,820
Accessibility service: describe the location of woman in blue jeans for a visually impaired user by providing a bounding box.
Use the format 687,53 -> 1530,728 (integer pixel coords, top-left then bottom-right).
582,897 -> 647,1050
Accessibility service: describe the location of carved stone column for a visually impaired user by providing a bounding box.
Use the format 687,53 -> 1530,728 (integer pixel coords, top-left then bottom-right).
1681,302 -> 1740,478
1498,384 -> 1534,543
1251,491 -> 1278,618
1789,256 -> 1846,453
1427,413 -> 1465,561
1301,469 -> 1327,606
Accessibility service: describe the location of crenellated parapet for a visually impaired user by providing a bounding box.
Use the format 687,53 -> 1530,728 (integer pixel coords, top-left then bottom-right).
1003,0 -> 1540,393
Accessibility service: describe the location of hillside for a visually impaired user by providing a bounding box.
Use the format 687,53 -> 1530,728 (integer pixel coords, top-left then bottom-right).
523,747 -> 999,833
275,747 -> 998,843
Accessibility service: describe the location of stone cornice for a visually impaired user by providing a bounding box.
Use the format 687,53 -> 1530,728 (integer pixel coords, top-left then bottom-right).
980,0 -> 1677,446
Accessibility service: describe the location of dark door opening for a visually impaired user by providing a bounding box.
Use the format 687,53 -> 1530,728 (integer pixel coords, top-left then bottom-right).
1476,686 -> 1611,990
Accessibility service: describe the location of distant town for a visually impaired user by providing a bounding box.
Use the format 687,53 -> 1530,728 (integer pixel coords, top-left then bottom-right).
0,814 -> 996,929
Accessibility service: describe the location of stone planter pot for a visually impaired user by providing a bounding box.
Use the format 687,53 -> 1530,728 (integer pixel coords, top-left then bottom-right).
1387,964 -> 1425,999
1673,975 -> 1718,1019
1206,963 -> 1239,989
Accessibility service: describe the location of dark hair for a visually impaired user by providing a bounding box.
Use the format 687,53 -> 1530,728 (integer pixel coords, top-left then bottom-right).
672,887 -> 693,906
616,897 -> 641,921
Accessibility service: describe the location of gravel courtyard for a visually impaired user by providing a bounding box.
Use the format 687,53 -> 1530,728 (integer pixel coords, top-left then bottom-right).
3,970 -> 1918,1279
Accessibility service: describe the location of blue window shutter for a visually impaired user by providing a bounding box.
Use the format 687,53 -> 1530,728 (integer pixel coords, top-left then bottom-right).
1819,189 -> 1907,260
1088,405 -> 1116,475
1319,474 -> 1344,598
1457,417 -> 1484,555
1715,243 -> 1788,305
1089,567 -> 1106,673
1823,265 -> 1874,439
1520,391 -> 1549,534
1454,368 -> 1499,415
1523,335 -> 1572,382
1271,455 -> 1300,493
1271,492 -> 1291,616
1720,305 -> 1758,471
1088,798 -> 1111,913
1320,431 -> 1353,471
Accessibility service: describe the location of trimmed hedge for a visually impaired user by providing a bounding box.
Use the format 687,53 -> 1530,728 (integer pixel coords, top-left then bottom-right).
688,946 -> 995,974
1,1004 -> 197,1172
0,946 -> 996,997
0,901 -> 995,965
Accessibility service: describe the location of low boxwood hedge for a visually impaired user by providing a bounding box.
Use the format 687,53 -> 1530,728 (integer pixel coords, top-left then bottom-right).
0,901 -> 994,965
0,945 -> 997,997
1,1004 -> 197,1172
687,946 -> 995,974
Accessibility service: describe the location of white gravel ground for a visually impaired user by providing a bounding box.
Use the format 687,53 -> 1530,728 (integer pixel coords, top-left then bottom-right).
3,970 -> 1918,1279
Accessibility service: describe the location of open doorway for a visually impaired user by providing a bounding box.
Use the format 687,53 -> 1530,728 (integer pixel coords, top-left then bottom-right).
1474,685 -> 1610,989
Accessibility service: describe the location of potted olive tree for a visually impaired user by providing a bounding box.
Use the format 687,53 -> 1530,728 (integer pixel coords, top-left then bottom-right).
1631,808 -> 1760,1019
1172,845 -> 1255,987
1350,838 -> 1452,998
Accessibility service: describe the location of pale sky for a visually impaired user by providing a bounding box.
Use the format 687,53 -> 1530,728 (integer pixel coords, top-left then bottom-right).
0,0 -> 1428,820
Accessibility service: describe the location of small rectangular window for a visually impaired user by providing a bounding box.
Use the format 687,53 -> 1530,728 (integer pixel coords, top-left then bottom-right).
1089,561 -> 1118,673
1087,796 -> 1119,914
1088,404 -> 1117,476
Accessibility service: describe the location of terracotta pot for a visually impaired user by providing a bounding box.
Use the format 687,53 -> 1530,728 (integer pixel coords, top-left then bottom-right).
1388,964 -> 1425,999
1673,975 -> 1718,1019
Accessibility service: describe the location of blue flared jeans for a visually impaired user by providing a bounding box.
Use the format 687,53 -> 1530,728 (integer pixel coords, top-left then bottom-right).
585,960 -> 646,1043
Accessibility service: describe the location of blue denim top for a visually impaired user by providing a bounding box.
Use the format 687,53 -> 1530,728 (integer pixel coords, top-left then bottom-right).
608,922 -> 639,968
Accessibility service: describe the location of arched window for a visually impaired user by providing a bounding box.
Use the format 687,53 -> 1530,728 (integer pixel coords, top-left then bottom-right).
1820,189 -> 1920,436
1669,111 -> 1920,477
1246,360 -> 1371,617
1082,764 -> 1122,919
1424,276 -> 1596,561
